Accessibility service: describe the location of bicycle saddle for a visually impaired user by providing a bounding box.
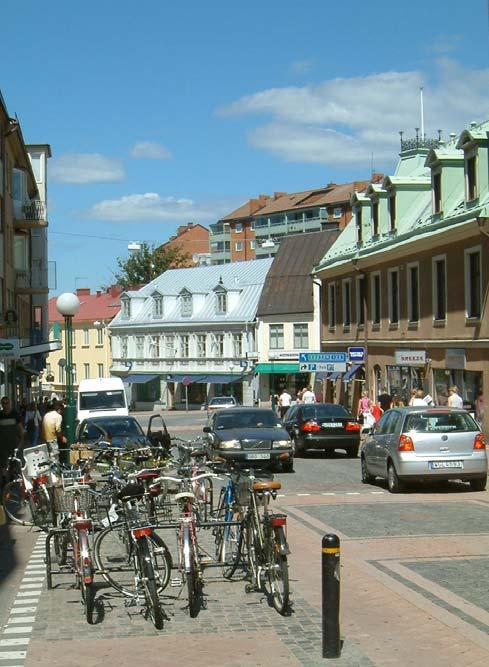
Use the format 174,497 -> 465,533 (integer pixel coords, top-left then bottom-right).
117,479 -> 145,500
136,469 -> 160,481
252,480 -> 281,492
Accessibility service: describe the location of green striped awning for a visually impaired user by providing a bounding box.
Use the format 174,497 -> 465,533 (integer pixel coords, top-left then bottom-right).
254,363 -> 300,374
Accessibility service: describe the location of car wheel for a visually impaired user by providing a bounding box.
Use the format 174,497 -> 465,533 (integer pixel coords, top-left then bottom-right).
292,436 -> 304,457
387,462 -> 404,494
469,476 -> 487,492
346,445 -> 359,458
361,455 -> 375,484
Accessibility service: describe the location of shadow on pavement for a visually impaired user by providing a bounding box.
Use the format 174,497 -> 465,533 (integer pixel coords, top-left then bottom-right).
0,509 -> 19,587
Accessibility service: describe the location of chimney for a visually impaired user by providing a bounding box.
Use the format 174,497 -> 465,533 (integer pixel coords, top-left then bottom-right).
176,225 -> 186,236
188,222 -> 194,228
96,290 -> 102,297
108,285 -> 124,298
371,172 -> 383,183
76,288 -> 90,296
273,192 -> 286,200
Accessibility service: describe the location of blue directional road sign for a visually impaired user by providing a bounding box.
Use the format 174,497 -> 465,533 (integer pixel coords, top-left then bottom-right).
299,352 -> 347,373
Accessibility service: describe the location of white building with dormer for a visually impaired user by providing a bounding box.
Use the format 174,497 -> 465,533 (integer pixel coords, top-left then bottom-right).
109,258 -> 273,409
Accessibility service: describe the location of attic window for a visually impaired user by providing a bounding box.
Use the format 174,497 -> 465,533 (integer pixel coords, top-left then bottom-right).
153,295 -> 163,319
372,201 -> 379,236
432,171 -> 442,214
388,195 -> 396,231
466,154 -> 477,201
121,298 -> 130,319
356,208 -> 363,243
180,292 -> 192,317
215,289 -> 227,314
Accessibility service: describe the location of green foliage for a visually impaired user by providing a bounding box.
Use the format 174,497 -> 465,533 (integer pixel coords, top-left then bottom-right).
113,242 -> 191,289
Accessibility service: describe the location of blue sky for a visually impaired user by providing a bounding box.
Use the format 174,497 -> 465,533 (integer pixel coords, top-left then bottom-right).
2,0 -> 489,294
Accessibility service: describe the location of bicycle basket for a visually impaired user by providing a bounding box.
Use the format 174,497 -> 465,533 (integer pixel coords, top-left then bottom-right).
52,484 -> 98,514
236,479 -> 250,506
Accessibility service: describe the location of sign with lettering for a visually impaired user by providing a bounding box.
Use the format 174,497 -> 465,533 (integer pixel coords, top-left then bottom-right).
394,350 -> 426,366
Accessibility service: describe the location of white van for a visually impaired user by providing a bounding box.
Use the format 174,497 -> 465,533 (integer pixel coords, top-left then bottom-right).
77,377 -> 129,422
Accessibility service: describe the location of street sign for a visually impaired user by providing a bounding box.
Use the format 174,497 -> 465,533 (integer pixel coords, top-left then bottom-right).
300,362 -> 346,373
348,346 -> 365,363
0,338 -> 20,359
299,352 -> 347,364
182,376 -> 193,386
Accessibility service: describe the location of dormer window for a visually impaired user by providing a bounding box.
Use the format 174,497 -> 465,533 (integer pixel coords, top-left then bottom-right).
371,201 -> 379,236
180,291 -> 192,317
152,294 -> 163,319
432,171 -> 442,213
216,290 -> 227,314
121,297 -> 131,319
388,194 -> 396,231
356,208 -> 363,243
466,154 -> 477,201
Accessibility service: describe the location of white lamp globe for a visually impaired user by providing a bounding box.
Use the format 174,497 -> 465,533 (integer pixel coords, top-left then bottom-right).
56,292 -> 81,317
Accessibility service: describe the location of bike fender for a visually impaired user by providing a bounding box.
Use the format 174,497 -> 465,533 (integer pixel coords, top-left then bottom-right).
183,525 -> 192,572
275,526 -> 290,556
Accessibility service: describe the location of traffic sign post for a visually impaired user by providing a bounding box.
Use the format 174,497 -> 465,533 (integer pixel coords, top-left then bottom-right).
299,352 -> 347,374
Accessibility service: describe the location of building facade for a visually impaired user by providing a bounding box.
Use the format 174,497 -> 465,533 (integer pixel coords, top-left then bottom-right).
158,222 -> 210,267
0,89 -> 51,401
46,286 -> 122,398
109,258 -> 273,410
314,124 -> 489,430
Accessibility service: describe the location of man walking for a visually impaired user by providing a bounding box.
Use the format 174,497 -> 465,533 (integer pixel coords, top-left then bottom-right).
278,388 -> 292,419
378,387 -> 392,412
301,385 -> 316,404
41,401 -> 65,461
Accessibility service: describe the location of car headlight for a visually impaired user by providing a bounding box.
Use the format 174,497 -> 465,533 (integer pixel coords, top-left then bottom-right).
272,439 -> 291,449
219,439 -> 242,450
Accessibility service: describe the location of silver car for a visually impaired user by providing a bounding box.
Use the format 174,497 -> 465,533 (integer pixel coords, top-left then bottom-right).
361,407 -> 487,493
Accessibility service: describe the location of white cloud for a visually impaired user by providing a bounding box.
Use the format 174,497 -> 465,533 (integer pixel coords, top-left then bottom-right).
88,192 -> 234,223
218,59 -> 489,167
50,153 -> 124,184
130,141 -> 172,160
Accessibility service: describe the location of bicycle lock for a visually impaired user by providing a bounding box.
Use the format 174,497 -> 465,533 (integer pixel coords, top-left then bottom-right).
322,533 -> 341,659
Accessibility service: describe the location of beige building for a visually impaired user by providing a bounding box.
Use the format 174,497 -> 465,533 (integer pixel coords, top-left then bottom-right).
45,286 -> 122,397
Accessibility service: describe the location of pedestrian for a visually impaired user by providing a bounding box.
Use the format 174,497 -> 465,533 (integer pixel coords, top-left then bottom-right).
377,386 -> 392,412
447,385 -> 463,409
301,385 -> 316,404
408,388 -> 417,406
392,394 -> 405,407
371,401 -> 384,423
0,397 -> 24,486
475,390 -> 484,425
41,401 -> 65,461
410,389 -> 428,406
357,390 -> 371,424
24,401 -> 42,447
278,388 -> 292,419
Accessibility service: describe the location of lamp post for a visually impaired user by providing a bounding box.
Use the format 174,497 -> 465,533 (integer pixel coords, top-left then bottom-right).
56,292 -> 80,454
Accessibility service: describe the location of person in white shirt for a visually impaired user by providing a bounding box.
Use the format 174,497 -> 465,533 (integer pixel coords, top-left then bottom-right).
278,390 -> 292,418
447,386 -> 463,409
410,389 -> 428,406
301,385 -> 316,404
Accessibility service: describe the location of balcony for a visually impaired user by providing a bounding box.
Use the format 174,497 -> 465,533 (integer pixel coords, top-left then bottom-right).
14,200 -> 48,230
210,250 -> 231,263
209,227 -> 231,243
15,259 -> 49,294
254,217 -> 324,238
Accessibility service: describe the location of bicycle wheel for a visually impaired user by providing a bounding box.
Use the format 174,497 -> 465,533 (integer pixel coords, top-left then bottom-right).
2,480 -> 34,526
266,535 -> 290,615
245,516 -> 260,589
95,525 -> 172,597
223,519 -> 243,579
77,532 -> 96,625
29,486 -> 53,531
183,525 -> 203,618
138,537 -> 164,630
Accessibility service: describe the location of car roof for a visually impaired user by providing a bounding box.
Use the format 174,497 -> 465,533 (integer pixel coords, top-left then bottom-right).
388,407 -> 469,413
82,416 -> 139,423
214,407 -> 275,415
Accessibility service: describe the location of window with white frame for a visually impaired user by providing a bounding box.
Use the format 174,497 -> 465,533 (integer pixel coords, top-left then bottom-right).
121,337 -> 128,357
58,366 -> 65,384
465,246 -> 482,319
71,330 -> 76,348
235,241 -> 243,252
151,335 -> 160,358
83,328 -> 89,346
165,335 -> 175,356
342,279 -> 351,327
355,209 -> 363,244
269,324 -> 284,349
180,292 -> 192,317
407,263 -> 420,323
293,323 -> 309,349
328,283 -> 336,328
356,275 -> 366,326
333,207 -> 342,219
216,289 -> 227,314
388,268 -> 399,325
466,153 -> 478,201
388,195 -> 396,231
121,298 -> 131,318
371,201 -> 379,236
250,240 -> 255,250
371,273 -> 381,325
97,363 -> 104,378
432,255 -> 447,321
432,170 -> 442,214
29,152 -> 43,183
72,364 -> 77,383
136,336 -> 145,358
153,295 -> 163,319
214,334 -> 224,357
232,333 -> 242,357
235,223 -> 243,232
97,328 -> 103,345
180,335 -> 189,357
197,334 -> 206,357
84,363 -> 90,379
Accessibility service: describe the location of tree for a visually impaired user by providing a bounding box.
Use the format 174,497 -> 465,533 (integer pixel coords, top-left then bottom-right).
113,242 -> 191,289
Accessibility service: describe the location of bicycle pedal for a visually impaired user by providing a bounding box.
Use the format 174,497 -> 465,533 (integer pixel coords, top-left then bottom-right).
170,577 -> 183,587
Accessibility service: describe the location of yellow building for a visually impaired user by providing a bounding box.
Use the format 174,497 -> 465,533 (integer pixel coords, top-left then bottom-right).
45,287 -> 122,397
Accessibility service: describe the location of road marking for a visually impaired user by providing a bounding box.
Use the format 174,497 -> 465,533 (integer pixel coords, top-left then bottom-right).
321,492 -> 336,496
19,584 -> 42,590
3,627 -> 33,635
12,599 -> 38,605
371,491 -> 385,494
9,608 -> 36,615
297,493 -> 311,496
8,618 -> 36,624
0,638 -> 30,646
0,651 -> 27,660
346,492 -> 360,495
16,591 -> 41,598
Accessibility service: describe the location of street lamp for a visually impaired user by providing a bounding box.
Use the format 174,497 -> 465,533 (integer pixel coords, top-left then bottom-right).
56,292 -> 80,454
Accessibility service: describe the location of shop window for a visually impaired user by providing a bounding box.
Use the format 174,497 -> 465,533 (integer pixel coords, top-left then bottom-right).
432,255 -> 447,321
371,273 -> 381,325
293,323 -> 309,349
342,280 -> 351,328
407,263 -> 419,324
328,283 -> 336,329
465,247 -> 482,319
388,268 -> 399,325
269,324 -> 284,350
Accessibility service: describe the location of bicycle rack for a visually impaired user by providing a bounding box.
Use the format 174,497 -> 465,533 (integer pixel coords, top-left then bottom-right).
45,527 -> 72,590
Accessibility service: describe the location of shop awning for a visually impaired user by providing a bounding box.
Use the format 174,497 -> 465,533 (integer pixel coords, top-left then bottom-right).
166,373 -> 244,384
328,371 -> 342,381
254,363 -> 300,374
342,365 -> 362,382
124,374 -> 159,384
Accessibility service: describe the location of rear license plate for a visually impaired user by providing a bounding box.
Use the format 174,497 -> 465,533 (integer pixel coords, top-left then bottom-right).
321,422 -> 343,428
246,452 -> 271,460
429,461 -> 463,469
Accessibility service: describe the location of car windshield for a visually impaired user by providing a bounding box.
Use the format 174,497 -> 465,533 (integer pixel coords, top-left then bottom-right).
403,411 -> 478,433
302,405 -> 349,421
86,418 -> 144,439
79,390 -> 126,410
215,410 -> 281,430
210,397 -> 235,406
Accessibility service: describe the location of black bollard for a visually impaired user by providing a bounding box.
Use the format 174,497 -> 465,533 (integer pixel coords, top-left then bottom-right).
322,533 -> 341,659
